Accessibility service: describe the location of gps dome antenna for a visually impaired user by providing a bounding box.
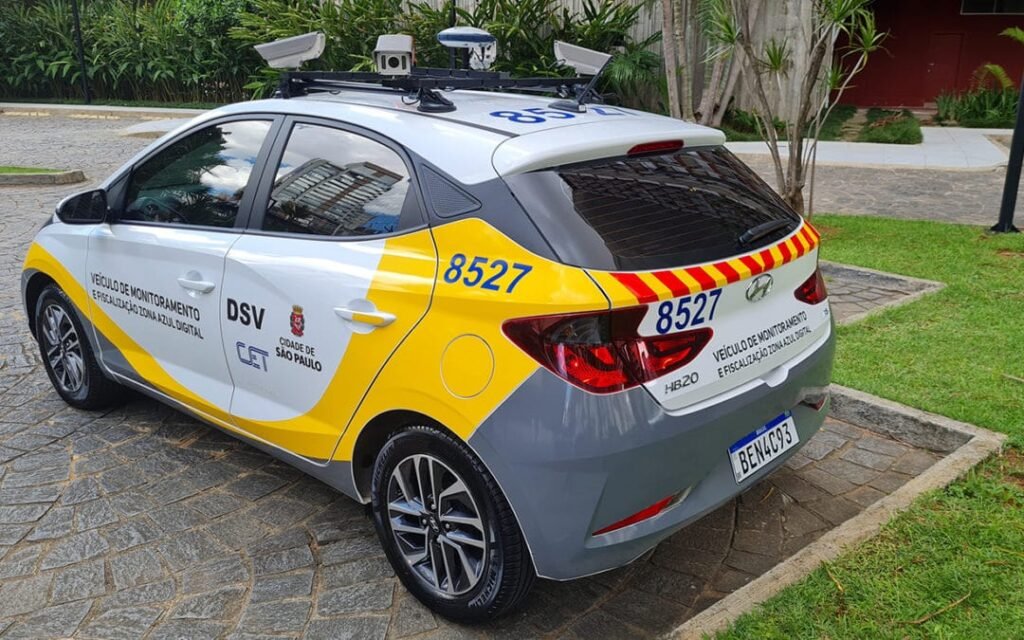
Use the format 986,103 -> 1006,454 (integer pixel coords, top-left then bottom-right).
548,41 -> 613,113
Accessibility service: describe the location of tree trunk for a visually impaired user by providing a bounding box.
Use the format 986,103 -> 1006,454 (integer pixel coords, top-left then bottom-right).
698,55 -> 727,125
661,0 -> 682,119
674,0 -> 693,120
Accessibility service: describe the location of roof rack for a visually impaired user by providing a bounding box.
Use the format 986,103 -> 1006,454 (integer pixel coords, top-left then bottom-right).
275,68 -> 602,114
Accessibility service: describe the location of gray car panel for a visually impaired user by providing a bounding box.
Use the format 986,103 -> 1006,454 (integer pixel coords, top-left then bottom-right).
468,327 -> 835,580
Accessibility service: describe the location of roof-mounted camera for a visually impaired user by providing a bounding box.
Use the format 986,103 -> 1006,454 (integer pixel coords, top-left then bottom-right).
254,32 -> 326,70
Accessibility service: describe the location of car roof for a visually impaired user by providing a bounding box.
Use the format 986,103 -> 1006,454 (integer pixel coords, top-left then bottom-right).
128,87 -> 726,186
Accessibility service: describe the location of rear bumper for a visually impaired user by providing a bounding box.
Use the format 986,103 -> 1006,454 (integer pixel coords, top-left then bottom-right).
468,325 -> 835,580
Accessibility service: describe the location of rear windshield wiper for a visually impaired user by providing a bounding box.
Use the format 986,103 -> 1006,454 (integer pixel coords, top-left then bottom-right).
738,219 -> 791,246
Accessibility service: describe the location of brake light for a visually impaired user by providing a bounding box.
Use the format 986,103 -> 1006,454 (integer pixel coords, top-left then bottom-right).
628,140 -> 683,156
503,307 -> 713,394
795,267 -> 828,305
593,495 -> 675,536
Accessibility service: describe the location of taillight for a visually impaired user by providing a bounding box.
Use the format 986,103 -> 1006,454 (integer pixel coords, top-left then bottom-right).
795,267 -> 828,305
502,307 -> 713,394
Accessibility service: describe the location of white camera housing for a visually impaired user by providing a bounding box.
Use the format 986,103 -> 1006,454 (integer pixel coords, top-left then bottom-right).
554,40 -> 612,75
254,32 -> 326,69
375,34 -> 414,76
438,27 -> 497,71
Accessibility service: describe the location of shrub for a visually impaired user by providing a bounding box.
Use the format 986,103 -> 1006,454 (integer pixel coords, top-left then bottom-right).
856,108 -> 923,144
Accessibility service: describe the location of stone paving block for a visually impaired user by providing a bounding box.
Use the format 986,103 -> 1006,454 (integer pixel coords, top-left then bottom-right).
205,510 -> 273,550
822,420 -> 864,441
148,620 -> 232,640
100,579 -> 176,610
253,544 -> 314,576
170,585 -> 246,620
226,472 -> 289,501
251,495 -> 316,528
148,503 -> 207,533
61,477 -> 101,505
1,601 -> 91,639
107,490 -> 157,518
52,559 -> 107,603
769,471 -> 832,503
305,616 -> 390,640
78,606 -> 162,640
599,588 -> 691,636
156,529 -> 230,568
188,491 -> 246,518
321,555 -> 395,590
389,594 -> 438,638
0,483 -> 61,504
629,563 -> 702,607
711,567 -> 755,593
110,547 -> 165,590
26,505 -> 73,541
847,485 -> 887,508
869,470 -> 914,493
856,435 -> 911,458
815,457 -> 879,485
104,518 -> 162,551
75,497 -> 119,531
804,497 -> 862,526
251,569 -> 315,603
564,608 -> 641,640
781,503 -> 829,538
0,503 -> 49,523
179,555 -> 250,594
319,534 -> 383,566
41,529 -> 108,569
892,450 -> 939,475
238,600 -> 312,634
318,581 -> 395,616
800,467 -> 858,496
797,431 -> 848,461
3,465 -> 69,487
841,446 -> 896,471
0,545 -> 42,579
0,524 -> 31,546
0,574 -> 54,617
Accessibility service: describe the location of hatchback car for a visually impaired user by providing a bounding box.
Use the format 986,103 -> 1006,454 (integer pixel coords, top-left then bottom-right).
22,80 -> 834,621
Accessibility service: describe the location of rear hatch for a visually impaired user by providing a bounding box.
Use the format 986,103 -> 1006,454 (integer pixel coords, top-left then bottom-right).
499,132 -> 831,412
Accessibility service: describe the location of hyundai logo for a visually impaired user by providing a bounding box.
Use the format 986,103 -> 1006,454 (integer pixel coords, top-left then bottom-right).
745,274 -> 774,302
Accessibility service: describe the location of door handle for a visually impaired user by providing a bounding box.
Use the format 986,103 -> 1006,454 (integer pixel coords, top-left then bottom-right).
177,276 -> 216,294
334,306 -> 396,328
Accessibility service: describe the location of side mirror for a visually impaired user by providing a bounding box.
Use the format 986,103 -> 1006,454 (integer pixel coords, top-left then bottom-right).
55,189 -> 108,224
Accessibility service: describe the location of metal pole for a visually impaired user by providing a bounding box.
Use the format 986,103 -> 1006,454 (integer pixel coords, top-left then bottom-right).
70,0 -> 91,104
992,73 -> 1024,233
448,1 -> 457,70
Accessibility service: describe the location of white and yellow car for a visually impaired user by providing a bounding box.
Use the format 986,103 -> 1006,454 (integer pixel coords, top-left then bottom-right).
22,78 -> 834,620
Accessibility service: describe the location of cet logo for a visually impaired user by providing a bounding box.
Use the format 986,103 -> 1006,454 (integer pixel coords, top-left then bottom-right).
290,305 -> 305,337
236,341 -> 269,371
745,274 -> 774,303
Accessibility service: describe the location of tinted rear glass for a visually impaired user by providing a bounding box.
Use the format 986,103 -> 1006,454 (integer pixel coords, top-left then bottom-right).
504,146 -> 800,271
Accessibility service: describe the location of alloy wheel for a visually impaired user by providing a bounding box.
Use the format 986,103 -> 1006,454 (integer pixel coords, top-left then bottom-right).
41,303 -> 85,394
387,453 -> 488,596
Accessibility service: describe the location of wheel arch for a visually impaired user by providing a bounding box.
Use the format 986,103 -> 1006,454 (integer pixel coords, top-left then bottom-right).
23,270 -> 58,338
350,409 -> 457,502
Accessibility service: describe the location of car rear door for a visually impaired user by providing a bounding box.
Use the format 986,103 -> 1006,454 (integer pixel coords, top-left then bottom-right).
86,117 -> 278,421
501,141 -> 832,412
221,117 -> 436,462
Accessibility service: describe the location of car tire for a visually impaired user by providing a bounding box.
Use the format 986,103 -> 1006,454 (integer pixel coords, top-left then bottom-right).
35,285 -> 126,410
371,425 -> 535,622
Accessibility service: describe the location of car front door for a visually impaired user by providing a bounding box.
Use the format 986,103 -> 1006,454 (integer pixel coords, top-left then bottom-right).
86,117 -> 278,422
221,118 -> 436,462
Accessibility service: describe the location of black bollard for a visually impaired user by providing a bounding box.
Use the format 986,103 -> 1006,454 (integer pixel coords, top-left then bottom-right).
992,74 -> 1024,233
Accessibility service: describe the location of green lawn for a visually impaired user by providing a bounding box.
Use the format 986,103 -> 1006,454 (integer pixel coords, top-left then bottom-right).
717,215 -> 1024,639
0,166 -> 61,174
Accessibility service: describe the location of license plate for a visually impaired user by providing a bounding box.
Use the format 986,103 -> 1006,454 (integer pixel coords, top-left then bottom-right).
728,412 -> 799,483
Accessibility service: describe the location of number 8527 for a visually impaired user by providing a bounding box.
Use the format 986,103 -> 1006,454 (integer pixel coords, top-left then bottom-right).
655,290 -> 722,334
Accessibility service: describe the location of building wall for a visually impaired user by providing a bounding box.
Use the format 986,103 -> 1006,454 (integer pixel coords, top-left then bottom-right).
843,0 -> 1024,107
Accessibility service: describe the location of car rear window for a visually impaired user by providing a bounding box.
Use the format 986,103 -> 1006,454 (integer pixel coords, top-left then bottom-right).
503,146 -> 800,271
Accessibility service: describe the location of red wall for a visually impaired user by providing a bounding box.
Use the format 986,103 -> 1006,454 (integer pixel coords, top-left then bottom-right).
842,0 -> 1024,107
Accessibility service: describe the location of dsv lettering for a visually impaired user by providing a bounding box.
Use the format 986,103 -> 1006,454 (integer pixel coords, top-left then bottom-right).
226,298 -> 266,330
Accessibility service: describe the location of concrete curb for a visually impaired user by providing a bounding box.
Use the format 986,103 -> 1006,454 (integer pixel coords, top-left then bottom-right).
1,102 -> 206,120
823,260 -> 945,327
0,170 -> 85,186
669,385 -> 1005,640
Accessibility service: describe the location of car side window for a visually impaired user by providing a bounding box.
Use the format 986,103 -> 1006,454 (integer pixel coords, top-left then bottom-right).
262,123 -> 412,237
122,120 -> 272,228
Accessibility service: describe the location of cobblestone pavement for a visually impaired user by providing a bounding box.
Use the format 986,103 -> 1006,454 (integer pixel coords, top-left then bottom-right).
821,262 -> 942,325
742,156 -> 1012,227
0,114 -> 946,638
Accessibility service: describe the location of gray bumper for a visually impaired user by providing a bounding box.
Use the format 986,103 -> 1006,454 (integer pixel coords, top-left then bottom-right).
468,329 -> 836,580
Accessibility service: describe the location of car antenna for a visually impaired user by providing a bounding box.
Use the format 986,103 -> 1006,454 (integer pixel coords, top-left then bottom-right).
547,41 -> 613,114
